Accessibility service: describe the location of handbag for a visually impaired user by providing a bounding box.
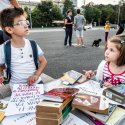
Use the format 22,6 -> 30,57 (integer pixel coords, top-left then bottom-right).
0,80 -> 11,99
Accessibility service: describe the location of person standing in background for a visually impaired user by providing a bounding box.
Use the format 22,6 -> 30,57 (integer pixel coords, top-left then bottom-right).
0,0 -> 20,45
104,21 -> 110,42
74,9 -> 86,47
64,9 -> 73,47
116,23 -> 124,35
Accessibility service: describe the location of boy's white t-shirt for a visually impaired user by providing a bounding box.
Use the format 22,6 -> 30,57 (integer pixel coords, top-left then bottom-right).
0,39 -> 44,86
0,0 -> 12,12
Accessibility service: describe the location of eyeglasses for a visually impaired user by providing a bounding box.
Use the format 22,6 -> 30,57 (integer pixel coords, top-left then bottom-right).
13,20 -> 30,26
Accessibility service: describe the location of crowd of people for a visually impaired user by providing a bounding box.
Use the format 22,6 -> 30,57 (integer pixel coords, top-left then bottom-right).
0,1 -> 125,125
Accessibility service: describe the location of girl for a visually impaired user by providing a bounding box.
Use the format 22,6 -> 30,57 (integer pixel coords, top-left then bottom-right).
85,33 -> 125,87
104,21 -> 110,42
85,33 -> 125,125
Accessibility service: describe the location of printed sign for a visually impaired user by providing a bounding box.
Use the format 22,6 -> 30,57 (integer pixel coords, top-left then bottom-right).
5,84 -> 44,116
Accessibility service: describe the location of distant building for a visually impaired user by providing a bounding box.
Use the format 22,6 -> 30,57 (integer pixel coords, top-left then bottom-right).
18,0 -> 41,10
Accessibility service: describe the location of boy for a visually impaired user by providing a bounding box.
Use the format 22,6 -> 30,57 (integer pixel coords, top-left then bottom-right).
0,7 -> 47,89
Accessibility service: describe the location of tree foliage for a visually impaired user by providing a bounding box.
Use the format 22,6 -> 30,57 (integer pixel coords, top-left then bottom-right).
26,0 -> 125,27
63,0 -> 75,17
31,1 -> 63,27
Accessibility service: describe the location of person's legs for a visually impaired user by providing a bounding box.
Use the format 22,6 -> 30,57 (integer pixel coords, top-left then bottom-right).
69,28 -> 72,46
64,28 -> 69,46
76,30 -> 80,46
80,30 -> 85,46
105,32 -> 108,42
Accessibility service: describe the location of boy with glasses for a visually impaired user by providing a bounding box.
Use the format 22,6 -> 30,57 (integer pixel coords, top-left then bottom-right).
0,7 -> 47,89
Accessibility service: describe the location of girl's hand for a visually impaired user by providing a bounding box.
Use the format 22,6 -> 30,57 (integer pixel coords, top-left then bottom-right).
103,82 -> 113,87
0,76 -> 4,84
27,75 -> 39,86
84,70 -> 95,79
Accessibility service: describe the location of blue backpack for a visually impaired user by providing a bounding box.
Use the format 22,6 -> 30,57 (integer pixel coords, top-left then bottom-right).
4,40 -> 38,81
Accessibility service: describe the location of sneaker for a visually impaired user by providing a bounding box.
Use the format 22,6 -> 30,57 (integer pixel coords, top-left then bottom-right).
82,45 -> 86,48
64,45 -> 69,48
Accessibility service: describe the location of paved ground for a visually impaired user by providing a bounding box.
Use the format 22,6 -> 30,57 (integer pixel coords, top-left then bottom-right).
27,27 -> 117,79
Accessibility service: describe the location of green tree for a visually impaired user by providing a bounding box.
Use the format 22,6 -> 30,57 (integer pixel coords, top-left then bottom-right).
63,0 -> 75,17
31,1 -> 62,27
84,6 -> 101,24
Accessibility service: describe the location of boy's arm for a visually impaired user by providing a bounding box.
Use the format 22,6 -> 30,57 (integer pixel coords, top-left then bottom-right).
34,55 -> 47,77
0,65 -> 5,84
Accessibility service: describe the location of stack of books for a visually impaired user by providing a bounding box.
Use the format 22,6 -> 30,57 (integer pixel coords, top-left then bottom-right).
36,87 -> 79,125
36,97 -> 73,125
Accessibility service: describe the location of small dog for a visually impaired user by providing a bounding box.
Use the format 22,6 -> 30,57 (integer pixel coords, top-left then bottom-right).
92,39 -> 102,47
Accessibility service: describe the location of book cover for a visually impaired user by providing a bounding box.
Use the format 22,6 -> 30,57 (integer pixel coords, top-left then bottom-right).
78,104 -> 117,123
0,100 -> 8,123
0,112 -> 5,123
61,70 -> 82,84
106,106 -> 125,125
36,96 -> 73,114
103,85 -> 125,104
41,87 -> 79,102
72,94 -> 109,114
62,113 -> 89,125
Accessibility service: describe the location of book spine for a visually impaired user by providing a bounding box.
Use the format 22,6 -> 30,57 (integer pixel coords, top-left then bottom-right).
103,89 -> 125,104
36,112 -> 61,119
62,101 -> 72,120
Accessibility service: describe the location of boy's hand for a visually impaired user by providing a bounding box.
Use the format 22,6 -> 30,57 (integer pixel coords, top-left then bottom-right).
84,70 -> 95,79
103,82 -> 113,87
0,76 -> 4,84
27,75 -> 39,86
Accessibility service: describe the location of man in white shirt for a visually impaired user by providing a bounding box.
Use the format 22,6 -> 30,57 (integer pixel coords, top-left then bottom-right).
74,9 -> 86,47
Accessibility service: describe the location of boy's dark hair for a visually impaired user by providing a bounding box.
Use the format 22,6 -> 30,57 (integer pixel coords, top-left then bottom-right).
0,7 -> 24,37
67,9 -> 72,14
77,9 -> 80,14
106,34 -> 125,66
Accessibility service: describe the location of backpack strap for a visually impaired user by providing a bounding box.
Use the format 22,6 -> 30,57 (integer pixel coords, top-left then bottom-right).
4,40 -> 11,81
29,40 -> 38,69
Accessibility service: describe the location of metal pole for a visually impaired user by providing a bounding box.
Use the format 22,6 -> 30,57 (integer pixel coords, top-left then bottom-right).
29,0 -> 32,29
117,5 -> 120,24
117,1 -> 123,24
